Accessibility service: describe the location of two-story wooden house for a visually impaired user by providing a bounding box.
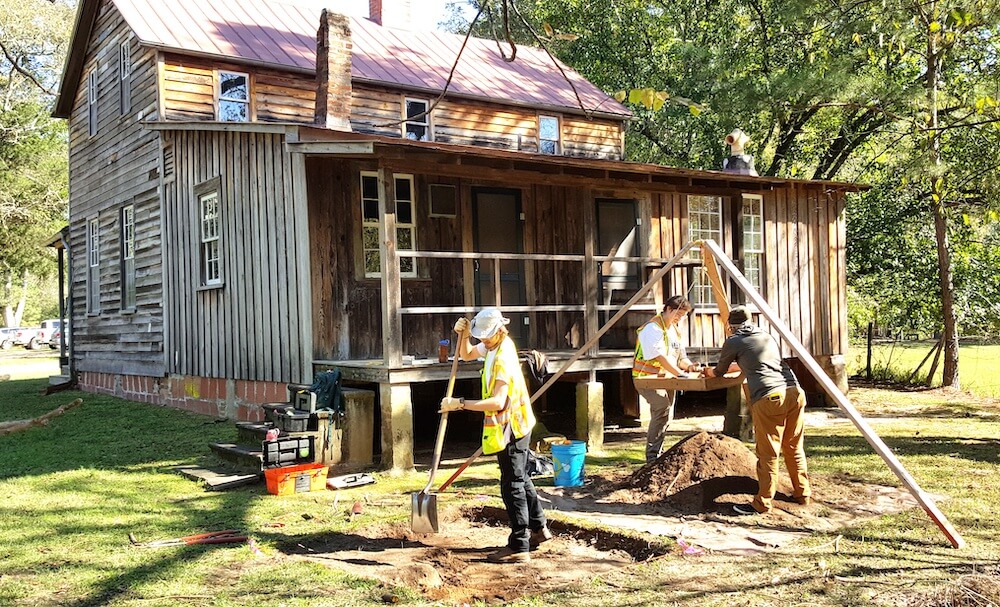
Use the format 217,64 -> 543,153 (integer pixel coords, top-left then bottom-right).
53,0 -> 860,470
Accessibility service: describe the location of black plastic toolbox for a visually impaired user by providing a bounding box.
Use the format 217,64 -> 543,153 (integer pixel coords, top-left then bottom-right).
275,409 -> 310,433
261,436 -> 315,468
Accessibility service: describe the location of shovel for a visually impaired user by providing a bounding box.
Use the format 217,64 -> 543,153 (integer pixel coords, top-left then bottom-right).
410,338 -> 462,534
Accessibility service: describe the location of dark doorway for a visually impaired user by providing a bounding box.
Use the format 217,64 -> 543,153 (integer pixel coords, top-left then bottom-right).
472,188 -> 526,344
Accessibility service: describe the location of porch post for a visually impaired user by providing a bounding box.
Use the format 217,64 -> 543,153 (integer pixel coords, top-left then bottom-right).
377,163 -> 403,366
579,189 -> 604,447
376,163 -> 412,472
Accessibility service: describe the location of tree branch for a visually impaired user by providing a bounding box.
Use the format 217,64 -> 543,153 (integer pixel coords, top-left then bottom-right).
0,40 -> 56,97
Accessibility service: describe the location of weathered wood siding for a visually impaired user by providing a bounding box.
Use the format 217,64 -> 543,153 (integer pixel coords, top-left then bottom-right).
159,129 -> 311,382
307,161 -> 848,364
159,54 -> 624,159
651,187 -> 848,359
308,158 -> 468,360
66,0 -> 164,375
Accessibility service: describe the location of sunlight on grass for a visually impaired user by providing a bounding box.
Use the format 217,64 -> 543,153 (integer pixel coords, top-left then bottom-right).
847,340 -> 1000,397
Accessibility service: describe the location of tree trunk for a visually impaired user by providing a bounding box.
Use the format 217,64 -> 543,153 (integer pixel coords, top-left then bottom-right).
925,1 -> 960,388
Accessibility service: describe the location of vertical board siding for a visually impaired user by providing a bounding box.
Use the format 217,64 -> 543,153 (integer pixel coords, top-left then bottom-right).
67,0 -> 164,376
162,130 -> 307,382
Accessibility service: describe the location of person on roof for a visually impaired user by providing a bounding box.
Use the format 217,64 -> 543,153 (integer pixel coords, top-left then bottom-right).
440,307 -> 551,563
632,295 -> 701,463
703,306 -> 812,515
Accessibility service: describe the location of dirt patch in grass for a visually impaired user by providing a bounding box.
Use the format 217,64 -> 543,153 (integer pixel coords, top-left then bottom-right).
281,508 -> 659,605
279,431 -> 929,604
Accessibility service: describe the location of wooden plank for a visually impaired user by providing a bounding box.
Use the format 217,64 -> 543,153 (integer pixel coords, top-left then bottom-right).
633,374 -> 744,391
702,239 -> 965,550
378,164 -> 403,366
582,189 -> 598,357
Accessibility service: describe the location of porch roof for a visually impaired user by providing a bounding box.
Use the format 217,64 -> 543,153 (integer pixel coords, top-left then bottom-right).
286,126 -> 867,193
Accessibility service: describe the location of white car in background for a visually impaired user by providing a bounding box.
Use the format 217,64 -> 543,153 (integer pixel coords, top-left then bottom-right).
31,319 -> 62,350
48,327 -> 69,350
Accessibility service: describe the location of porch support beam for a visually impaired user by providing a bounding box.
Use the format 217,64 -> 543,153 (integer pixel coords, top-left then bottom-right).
379,381 -> 414,472
377,163 -> 403,367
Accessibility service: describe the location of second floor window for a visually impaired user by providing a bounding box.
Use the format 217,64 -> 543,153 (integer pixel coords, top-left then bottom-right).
361,172 -> 416,278
199,191 -> 222,285
88,70 -> 98,136
218,71 -> 249,122
404,98 -> 430,141
119,39 -> 131,116
539,115 -> 560,154
121,204 -> 136,310
687,195 -> 723,307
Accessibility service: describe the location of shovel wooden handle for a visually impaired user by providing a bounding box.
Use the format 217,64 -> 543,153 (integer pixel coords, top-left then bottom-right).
419,336 -> 463,495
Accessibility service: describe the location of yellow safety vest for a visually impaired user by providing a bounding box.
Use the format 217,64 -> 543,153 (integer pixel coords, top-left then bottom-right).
633,315 -> 673,377
480,337 -> 535,454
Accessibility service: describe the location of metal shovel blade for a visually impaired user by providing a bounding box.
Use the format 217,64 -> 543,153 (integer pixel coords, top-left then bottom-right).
410,490 -> 439,534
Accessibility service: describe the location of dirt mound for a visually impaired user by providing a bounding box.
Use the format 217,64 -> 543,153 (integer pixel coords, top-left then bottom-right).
627,431 -> 758,512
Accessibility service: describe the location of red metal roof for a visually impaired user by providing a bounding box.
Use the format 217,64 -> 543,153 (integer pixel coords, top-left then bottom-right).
111,0 -> 630,117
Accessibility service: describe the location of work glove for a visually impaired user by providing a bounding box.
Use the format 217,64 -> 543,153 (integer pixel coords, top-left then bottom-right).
439,397 -> 465,413
453,317 -> 470,335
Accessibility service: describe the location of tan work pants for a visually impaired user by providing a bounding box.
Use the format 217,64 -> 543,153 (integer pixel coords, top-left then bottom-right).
750,386 -> 811,512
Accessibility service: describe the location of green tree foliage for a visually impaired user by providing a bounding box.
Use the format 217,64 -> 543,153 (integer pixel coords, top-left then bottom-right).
448,1 -> 1000,385
0,0 -> 73,327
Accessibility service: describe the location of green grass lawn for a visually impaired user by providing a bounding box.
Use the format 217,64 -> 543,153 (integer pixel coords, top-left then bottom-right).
846,340 -> 1000,397
2,374 -> 999,606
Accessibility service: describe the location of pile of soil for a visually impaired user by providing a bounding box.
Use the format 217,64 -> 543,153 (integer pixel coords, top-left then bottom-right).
623,431 -> 759,512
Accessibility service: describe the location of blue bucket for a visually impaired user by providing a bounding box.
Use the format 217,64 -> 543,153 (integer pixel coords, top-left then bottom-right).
550,440 -> 586,487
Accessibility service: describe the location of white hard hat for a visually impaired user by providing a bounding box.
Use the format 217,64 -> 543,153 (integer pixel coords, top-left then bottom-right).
470,307 -> 510,339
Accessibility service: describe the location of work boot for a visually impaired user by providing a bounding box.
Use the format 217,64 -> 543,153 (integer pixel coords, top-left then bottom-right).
486,546 -> 531,563
529,526 -> 553,549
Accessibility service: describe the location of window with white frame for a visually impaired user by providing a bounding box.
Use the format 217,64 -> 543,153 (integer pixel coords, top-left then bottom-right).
687,195 -> 723,307
218,71 -> 249,122
404,98 -> 430,141
88,70 -> 98,136
199,191 -> 222,286
87,218 -> 100,314
120,205 -> 136,310
538,115 -> 560,154
360,172 -> 416,278
741,195 -> 764,294
119,39 -> 131,115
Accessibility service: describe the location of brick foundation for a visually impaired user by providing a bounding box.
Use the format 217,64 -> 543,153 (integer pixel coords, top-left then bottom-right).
76,371 -> 286,422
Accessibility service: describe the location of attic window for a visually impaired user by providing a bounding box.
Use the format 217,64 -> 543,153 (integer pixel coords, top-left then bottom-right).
404,98 -> 430,141
119,39 -> 131,116
88,70 -> 98,136
218,71 -> 249,122
539,115 -> 560,154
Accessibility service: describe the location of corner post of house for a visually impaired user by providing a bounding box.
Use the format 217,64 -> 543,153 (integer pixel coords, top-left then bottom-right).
376,162 -> 412,472
577,188 -> 604,450
287,130 -> 314,384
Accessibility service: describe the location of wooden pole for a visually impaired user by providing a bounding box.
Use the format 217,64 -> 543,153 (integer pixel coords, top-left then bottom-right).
925,333 -> 946,387
701,239 -> 966,549
906,338 -> 942,385
866,322 -> 874,380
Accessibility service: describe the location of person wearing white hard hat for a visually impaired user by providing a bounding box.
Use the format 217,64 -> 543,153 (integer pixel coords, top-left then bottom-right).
440,307 -> 550,563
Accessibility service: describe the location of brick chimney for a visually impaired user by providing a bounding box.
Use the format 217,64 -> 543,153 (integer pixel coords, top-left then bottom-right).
369,0 -> 413,30
314,10 -> 352,131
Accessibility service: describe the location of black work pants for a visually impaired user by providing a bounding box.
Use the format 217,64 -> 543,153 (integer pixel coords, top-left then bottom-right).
496,431 -> 546,552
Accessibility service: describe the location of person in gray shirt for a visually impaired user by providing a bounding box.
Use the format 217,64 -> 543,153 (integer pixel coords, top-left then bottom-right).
704,306 -> 812,514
